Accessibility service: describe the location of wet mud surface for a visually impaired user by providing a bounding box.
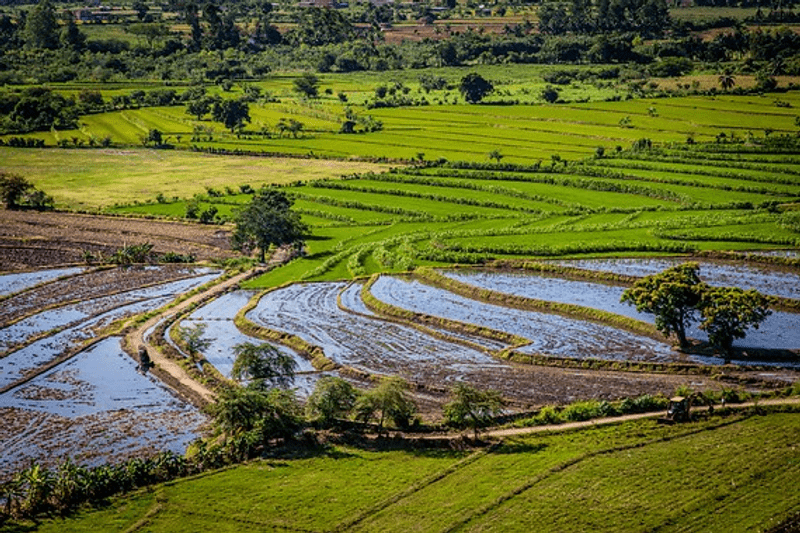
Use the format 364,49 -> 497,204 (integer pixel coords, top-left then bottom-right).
443,270 -> 800,355
0,337 -> 206,481
558,258 -> 800,300
246,282 -> 734,408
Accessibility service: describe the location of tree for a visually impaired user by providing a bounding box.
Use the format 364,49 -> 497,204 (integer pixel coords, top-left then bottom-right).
174,322 -> 212,358
718,69 -> 736,91
231,342 -> 297,391
186,97 -> 214,120
305,376 -> 358,426
23,0 -> 59,49
541,86 -> 560,103
621,262 -> 703,349
459,73 -> 493,104
211,99 -> 250,133
698,287 -> 771,361
231,189 -> 308,263
144,128 -> 163,147
293,73 -> 320,98
354,376 -> 417,432
0,173 -> 34,209
488,149 -> 504,163
443,384 -> 505,438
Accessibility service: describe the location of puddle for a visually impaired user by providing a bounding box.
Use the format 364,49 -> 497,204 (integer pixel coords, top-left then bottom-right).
0,337 -> 206,478
557,258 -> 800,300
371,276 -> 678,363
339,282 -> 375,316
0,267 -> 85,297
442,270 -> 800,359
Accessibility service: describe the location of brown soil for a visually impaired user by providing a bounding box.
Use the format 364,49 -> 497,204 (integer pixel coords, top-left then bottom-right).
0,209 -> 236,271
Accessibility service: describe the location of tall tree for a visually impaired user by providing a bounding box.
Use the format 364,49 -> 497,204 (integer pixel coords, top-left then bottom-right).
23,0 -> 59,49
354,376 -> 417,432
459,72 -> 493,104
231,189 -> 307,263
231,342 -> 297,391
211,98 -> 250,132
293,73 -> 320,98
305,376 -> 358,426
698,287 -> 771,361
443,384 -> 505,438
621,262 -> 704,349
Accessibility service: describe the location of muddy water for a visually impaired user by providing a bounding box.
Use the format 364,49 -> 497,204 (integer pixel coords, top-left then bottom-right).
371,276 -> 677,363
0,337 -> 206,478
179,290 -> 318,396
558,258 -> 800,300
443,270 -> 800,354
0,267 -> 85,297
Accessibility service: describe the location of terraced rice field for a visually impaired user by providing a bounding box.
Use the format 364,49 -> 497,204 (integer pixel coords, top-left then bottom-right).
0,266 -> 220,478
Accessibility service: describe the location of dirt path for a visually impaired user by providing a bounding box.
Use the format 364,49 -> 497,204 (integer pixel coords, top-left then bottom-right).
463,397 -> 800,440
125,268 -> 262,405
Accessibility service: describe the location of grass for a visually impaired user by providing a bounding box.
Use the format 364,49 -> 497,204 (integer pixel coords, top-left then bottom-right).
23,410 -> 800,532
0,148 -> 389,210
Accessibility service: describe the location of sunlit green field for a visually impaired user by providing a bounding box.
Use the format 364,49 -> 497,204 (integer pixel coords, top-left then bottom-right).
6,84 -> 800,164
26,411 -> 800,533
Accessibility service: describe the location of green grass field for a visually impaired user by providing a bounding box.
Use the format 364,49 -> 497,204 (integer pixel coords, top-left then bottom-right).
97,139 -> 798,288
24,411 -> 800,533
0,148 -> 389,209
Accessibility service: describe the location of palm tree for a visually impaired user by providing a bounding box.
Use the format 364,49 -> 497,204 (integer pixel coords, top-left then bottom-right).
718,69 -> 736,91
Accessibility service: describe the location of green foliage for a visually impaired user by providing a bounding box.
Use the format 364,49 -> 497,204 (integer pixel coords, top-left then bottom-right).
459,72 -> 493,104
443,384 -> 505,436
293,73 -> 321,98
231,189 -> 308,262
0,172 -> 34,209
174,321 -> 212,357
205,386 -> 303,441
23,0 -> 59,50
305,376 -> 359,426
698,287 -> 772,358
211,99 -> 250,133
621,262 -> 703,348
354,376 -> 417,431
231,342 -> 297,390
110,242 -> 156,265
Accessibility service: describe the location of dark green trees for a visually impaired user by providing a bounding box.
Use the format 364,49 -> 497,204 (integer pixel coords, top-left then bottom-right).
0,172 -> 53,210
459,73 -> 493,104
23,0 -> 59,50
621,263 -> 772,358
231,342 -> 297,391
698,287 -> 771,360
621,262 -> 703,349
443,384 -> 505,438
211,99 -> 250,132
231,189 -> 307,263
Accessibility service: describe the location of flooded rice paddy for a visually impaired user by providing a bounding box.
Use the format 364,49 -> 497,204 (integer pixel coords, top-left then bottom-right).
245,281 -> 726,404
558,258 -> 800,300
370,276 -> 678,363
0,337 -> 206,480
0,267 -> 220,478
0,267 -> 86,297
443,270 -> 800,354
178,290 -> 320,397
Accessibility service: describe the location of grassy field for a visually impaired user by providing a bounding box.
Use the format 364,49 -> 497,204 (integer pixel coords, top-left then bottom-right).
96,139 -> 800,288
23,410 -> 800,532
6,77 -> 800,164
0,148 -> 389,209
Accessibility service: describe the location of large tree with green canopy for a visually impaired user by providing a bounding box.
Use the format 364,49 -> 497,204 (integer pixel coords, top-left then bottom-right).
231,189 -> 307,263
